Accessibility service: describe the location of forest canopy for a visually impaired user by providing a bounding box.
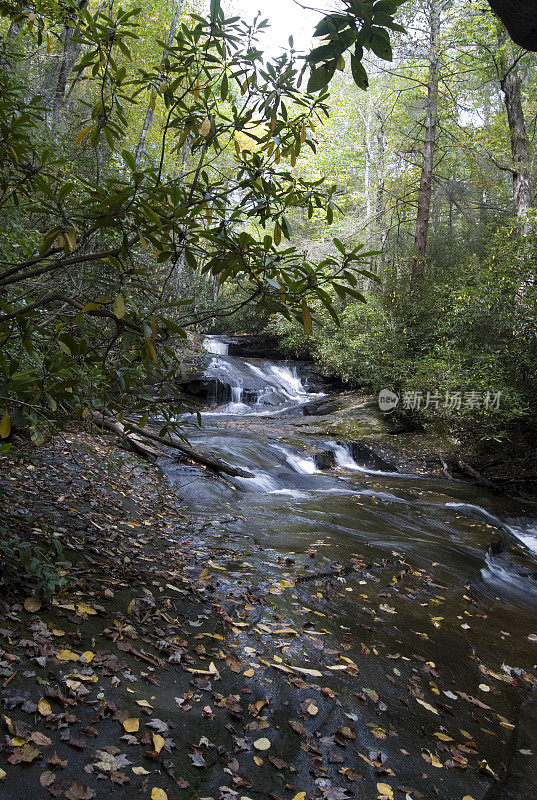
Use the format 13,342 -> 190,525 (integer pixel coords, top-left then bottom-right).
1,0 -> 536,459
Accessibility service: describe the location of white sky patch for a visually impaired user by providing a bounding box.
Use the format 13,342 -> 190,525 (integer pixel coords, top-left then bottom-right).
225,0 -> 330,56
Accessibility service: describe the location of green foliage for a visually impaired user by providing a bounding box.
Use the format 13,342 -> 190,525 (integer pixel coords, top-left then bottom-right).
0,523 -> 68,599
0,0 -> 368,440
270,216 -> 537,450
306,0 -> 406,93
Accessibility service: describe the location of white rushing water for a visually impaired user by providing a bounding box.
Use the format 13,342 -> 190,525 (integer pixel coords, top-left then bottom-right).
203,336 -> 229,355
271,443 -> 320,475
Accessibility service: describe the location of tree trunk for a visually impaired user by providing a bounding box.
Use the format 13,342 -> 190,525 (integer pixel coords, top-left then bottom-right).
497,26 -> 531,221
134,0 -> 184,168
411,0 -> 441,289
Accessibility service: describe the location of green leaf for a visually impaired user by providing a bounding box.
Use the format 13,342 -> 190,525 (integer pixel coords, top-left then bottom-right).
350,52 -> 369,90
114,293 -> 126,318
333,237 -> 346,255
307,63 -> 336,93
220,73 -> 228,101
122,150 -> 136,171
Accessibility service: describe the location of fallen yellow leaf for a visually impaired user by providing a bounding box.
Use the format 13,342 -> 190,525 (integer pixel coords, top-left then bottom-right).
123,718 -> 139,733
56,649 -> 79,662
76,603 -> 97,616
377,783 -> 393,799
81,651 -> 94,663
152,733 -> 165,753
151,789 -> 168,800
253,737 -> 271,751
132,766 -> 150,775
38,699 -> 52,717
416,698 -> 439,714
0,768 -> 5,780
292,794 -> 306,800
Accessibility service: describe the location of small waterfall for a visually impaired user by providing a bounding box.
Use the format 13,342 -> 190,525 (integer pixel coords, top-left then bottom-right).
203,336 -> 229,355
231,386 -> 243,404
271,443 -> 320,475
333,443 -> 362,470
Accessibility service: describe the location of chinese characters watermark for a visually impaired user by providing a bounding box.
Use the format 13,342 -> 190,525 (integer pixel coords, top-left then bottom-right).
378,389 -> 502,413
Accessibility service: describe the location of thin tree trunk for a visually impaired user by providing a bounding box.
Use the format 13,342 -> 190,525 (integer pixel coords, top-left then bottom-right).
497,26 -> 531,221
134,0 -> 185,168
411,0 -> 441,289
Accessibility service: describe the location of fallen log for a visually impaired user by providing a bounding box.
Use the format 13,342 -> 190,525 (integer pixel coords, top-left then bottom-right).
454,458 -> 503,494
90,411 -> 253,478
89,412 -> 164,460
438,455 -> 454,481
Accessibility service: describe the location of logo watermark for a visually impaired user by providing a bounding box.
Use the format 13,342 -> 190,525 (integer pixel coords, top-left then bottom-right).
378,389 -> 502,413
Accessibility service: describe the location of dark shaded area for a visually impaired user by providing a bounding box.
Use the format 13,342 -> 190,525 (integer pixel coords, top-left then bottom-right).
488,0 -> 537,49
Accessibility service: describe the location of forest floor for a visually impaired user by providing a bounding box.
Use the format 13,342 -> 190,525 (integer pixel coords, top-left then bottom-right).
1,429 -> 537,800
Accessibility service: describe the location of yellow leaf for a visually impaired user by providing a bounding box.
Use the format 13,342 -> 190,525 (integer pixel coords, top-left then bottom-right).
253,737 -> 271,750
123,718 -> 139,732
152,733 -> 165,753
56,649 -> 80,662
132,766 -> 150,775
145,337 -> 157,363
81,651 -> 94,663
38,699 -> 52,717
77,603 -> 97,616
65,229 -> 76,252
434,732 -> 453,741
151,789 -> 168,800
0,411 -> 11,439
302,298 -> 312,335
253,755 -> 263,765
243,668 -> 254,677
136,699 -> 153,708
291,666 -> 323,678
200,117 -> 211,137
0,768 -> 5,780
416,698 -> 438,714
74,125 -> 93,145
292,794 -> 306,800
81,301 -> 101,313
113,293 -> 125,319
377,783 -> 393,799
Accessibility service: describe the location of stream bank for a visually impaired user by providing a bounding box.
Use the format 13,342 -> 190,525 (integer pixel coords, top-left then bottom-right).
2,338 -> 537,800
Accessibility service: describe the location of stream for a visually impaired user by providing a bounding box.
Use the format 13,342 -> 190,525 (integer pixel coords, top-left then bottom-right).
161,336 -> 537,799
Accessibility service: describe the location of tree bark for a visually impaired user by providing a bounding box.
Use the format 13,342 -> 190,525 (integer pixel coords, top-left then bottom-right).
134,0 -> 185,168
497,26 -> 531,221
411,0 -> 441,289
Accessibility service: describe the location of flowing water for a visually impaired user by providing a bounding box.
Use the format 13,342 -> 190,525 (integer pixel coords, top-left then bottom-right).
161,337 -> 537,798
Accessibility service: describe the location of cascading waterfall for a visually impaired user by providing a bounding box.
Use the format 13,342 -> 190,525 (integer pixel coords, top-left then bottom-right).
168,334 -> 537,607
200,339 -> 322,415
